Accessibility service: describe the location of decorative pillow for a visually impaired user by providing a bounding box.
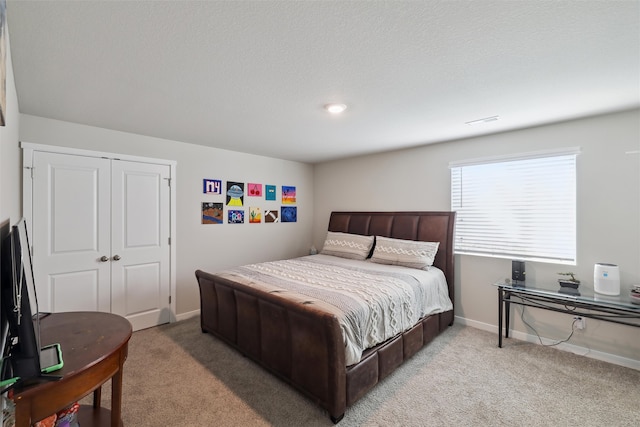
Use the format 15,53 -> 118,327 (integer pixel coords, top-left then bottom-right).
320,231 -> 375,260
370,236 -> 439,269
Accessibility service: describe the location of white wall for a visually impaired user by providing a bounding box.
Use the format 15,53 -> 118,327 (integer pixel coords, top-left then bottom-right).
0,25 -> 21,237
19,115 -> 315,317
313,109 -> 640,364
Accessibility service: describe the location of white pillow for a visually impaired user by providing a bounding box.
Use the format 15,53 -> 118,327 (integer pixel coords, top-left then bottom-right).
320,231 -> 374,260
370,236 -> 439,269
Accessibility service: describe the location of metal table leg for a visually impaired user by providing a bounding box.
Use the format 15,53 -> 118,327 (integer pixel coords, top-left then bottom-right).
498,287 -> 504,347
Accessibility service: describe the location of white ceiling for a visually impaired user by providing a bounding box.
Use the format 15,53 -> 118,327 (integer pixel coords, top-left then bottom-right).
7,1 -> 640,164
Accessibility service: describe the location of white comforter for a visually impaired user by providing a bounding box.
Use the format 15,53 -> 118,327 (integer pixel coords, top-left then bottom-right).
216,254 -> 453,365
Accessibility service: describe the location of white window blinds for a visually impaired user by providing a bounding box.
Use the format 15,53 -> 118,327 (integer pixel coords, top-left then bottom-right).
450,148 -> 579,265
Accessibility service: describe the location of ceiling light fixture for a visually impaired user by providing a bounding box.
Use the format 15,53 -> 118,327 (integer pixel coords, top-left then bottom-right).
324,103 -> 347,114
465,115 -> 500,125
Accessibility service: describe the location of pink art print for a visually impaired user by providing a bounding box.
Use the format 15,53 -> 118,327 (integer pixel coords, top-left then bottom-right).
247,183 -> 262,197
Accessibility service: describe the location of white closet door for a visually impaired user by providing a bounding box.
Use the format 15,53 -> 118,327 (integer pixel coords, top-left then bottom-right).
110,160 -> 171,330
32,151 -> 112,313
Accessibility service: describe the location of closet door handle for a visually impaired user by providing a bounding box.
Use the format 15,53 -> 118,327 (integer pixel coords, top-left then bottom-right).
112,255 -> 121,261
100,256 -> 109,262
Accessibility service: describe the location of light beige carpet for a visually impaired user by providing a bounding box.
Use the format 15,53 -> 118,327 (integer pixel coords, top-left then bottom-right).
93,317 -> 640,426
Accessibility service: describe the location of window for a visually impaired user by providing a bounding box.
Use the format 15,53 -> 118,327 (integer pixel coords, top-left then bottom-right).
450,148 -> 579,265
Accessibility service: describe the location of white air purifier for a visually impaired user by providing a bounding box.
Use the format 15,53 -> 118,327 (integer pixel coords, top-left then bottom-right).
594,263 -> 620,296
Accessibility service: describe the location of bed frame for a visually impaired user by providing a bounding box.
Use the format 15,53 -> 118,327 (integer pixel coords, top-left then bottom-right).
196,211 -> 455,423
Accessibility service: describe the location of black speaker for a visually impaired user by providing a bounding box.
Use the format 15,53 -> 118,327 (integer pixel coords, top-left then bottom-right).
512,260 -> 525,283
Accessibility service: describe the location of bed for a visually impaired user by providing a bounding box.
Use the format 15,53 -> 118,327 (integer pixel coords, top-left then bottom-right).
196,211 -> 455,423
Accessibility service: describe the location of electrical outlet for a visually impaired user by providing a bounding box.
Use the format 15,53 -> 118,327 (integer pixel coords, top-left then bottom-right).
574,316 -> 585,330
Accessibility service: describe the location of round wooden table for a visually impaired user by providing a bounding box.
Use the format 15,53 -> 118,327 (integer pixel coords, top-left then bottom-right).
11,312 -> 132,427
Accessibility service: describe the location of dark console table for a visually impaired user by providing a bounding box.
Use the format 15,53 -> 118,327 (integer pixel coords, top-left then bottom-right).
496,281 -> 640,348
11,312 -> 132,426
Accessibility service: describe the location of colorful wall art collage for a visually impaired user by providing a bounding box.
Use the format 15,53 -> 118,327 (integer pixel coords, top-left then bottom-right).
201,179 -> 297,224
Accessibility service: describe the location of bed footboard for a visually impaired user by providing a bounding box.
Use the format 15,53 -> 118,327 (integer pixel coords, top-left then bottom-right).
196,269 -> 348,420
197,269 -> 453,422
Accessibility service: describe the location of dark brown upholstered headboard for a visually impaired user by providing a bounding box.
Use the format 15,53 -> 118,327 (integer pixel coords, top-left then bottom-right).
327,211 -> 456,305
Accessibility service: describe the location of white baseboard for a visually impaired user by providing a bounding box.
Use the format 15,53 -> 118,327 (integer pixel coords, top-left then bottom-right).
175,309 -> 200,323
454,315 -> 640,371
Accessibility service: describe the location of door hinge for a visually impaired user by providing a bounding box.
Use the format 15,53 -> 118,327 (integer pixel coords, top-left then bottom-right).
164,177 -> 171,187
168,237 -> 171,245
169,295 -> 172,304
24,166 -> 34,179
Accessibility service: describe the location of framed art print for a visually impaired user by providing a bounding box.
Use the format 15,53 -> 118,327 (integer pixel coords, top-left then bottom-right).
265,185 -> 276,201
265,209 -> 279,223
203,179 -> 222,194
282,186 -> 296,204
249,206 -> 262,223
247,183 -> 262,197
202,202 -> 223,224
228,210 -> 245,224
281,206 -> 297,223
226,181 -> 244,206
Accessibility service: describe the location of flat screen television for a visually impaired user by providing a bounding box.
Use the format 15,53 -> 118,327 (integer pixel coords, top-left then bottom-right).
0,218 -> 62,391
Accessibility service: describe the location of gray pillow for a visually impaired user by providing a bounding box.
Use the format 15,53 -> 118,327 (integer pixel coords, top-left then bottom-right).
320,231 -> 375,260
370,236 -> 439,269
